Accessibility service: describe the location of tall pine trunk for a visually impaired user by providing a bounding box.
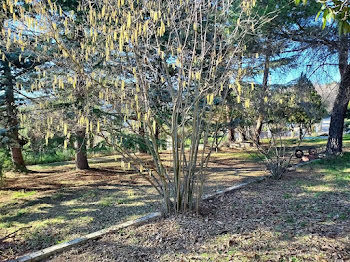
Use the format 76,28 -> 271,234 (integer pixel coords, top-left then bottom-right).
253,51 -> 270,145
75,129 -> 89,170
326,66 -> 350,155
326,36 -> 349,155
74,73 -> 90,170
4,60 -> 26,171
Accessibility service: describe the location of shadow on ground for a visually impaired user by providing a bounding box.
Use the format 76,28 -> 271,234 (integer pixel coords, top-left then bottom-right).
48,155 -> 350,262
0,150 -> 267,261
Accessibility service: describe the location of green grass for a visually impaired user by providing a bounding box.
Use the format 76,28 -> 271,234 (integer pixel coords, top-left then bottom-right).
23,145 -> 116,166
15,208 -> 28,218
259,134 -> 350,148
283,193 -> 292,199
99,198 -> 115,207
211,151 -> 261,161
309,152 -> 350,189
2,133 -> 350,169
0,221 -> 13,228
23,149 -> 75,165
12,190 -> 37,199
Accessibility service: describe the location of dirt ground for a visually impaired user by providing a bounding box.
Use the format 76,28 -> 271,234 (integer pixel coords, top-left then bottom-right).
0,148 -> 267,261
47,160 -> 350,262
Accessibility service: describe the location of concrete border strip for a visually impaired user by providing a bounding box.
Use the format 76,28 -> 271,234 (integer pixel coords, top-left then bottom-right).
287,158 -> 322,171
8,177 -> 267,262
7,212 -> 162,262
203,176 -> 266,200
203,158 -> 322,200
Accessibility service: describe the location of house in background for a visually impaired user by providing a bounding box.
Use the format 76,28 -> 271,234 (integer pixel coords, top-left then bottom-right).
260,82 -> 338,139
314,116 -> 331,134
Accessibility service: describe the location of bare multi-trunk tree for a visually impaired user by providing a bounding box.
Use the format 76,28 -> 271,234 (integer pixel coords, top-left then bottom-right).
8,0 -> 259,213
106,0 -> 258,213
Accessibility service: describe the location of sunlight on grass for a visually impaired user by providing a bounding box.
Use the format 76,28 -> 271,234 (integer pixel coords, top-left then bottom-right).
122,202 -> 147,207
0,221 -> 13,228
12,190 -> 37,199
71,216 -> 94,224
211,151 -> 261,161
126,189 -> 136,198
70,207 -> 97,213
28,154 -> 123,172
308,152 -> 350,189
15,208 -> 28,218
302,185 -> 334,193
99,198 -> 115,207
32,217 -> 66,228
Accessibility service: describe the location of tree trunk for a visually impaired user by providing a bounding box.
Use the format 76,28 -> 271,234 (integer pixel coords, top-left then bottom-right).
228,128 -> 236,142
75,129 -> 89,170
3,60 -> 27,171
155,123 -> 161,150
326,66 -> 350,155
299,124 -> 303,141
236,128 -> 247,142
253,115 -> 263,145
326,36 -> 349,155
139,125 -> 148,153
155,123 -> 160,141
11,147 -> 26,171
253,51 -> 270,145
89,134 -> 94,149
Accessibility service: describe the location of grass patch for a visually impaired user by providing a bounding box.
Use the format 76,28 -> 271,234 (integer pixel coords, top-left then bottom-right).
15,208 -> 28,218
24,228 -> 61,248
33,217 -> 66,228
99,198 -> 115,207
12,190 -> 37,199
0,221 -> 13,228
80,190 -> 97,200
212,151 -> 261,161
308,152 -> 350,189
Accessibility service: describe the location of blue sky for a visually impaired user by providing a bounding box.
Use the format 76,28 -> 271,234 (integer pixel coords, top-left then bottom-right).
269,63 -> 341,85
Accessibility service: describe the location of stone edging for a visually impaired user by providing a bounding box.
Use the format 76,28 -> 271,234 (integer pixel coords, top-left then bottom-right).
8,158 -> 318,262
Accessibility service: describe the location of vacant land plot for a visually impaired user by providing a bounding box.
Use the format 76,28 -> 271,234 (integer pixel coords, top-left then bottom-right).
0,149 -> 266,261
49,154 -> 350,262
